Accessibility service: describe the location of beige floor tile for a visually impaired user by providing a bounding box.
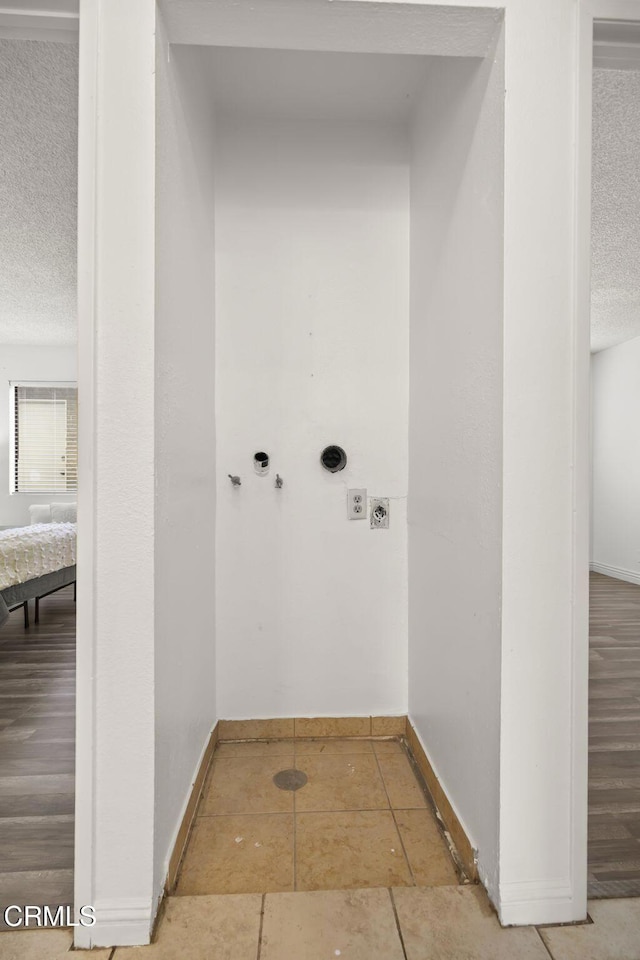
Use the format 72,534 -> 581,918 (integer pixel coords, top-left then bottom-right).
539,897 -> 640,960
260,888 -> 406,960
114,895 -> 262,960
295,717 -> 371,738
200,757 -> 295,815
393,886 -> 549,960
296,810 -> 413,891
294,754 -> 388,811
395,809 -> 458,886
377,754 -> 427,809
373,740 -> 406,757
176,813 -> 294,895
214,739 -> 295,760
0,930 -> 111,960
295,738 -> 374,756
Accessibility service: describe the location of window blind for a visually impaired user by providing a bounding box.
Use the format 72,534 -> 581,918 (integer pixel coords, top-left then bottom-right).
13,385 -> 78,493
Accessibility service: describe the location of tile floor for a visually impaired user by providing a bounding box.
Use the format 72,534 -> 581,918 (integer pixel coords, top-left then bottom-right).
5,734 -> 640,958
175,737 -> 459,896
5,887 -> 640,959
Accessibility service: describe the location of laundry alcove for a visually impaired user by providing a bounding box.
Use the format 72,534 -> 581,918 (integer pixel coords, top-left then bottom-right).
153,0 -> 504,927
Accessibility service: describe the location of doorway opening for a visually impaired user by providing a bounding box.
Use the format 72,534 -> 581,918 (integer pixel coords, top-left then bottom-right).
588,16 -> 640,899
0,31 -> 79,926
153,2 -> 504,910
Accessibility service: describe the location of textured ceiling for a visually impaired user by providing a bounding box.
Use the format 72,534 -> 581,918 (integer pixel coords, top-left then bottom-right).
592,68 -> 640,352
1,36 -> 636,351
0,39 -> 78,345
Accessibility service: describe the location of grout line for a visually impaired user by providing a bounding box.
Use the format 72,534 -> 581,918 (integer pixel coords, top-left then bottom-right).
171,743 -> 219,892
199,804 -> 422,818
149,893 -> 168,944
388,888 -> 409,960
255,892 -> 266,960
401,737 -> 468,884
535,926 -> 556,960
293,738 -> 298,891
198,811 -> 293,819
389,806 -> 417,886
371,743 -> 416,885
216,735 -> 399,746
293,802 -> 297,892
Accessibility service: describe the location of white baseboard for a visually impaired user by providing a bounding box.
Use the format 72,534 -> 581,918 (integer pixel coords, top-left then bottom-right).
498,880 -> 586,927
590,561 -> 640,586
73,898 -> 152,949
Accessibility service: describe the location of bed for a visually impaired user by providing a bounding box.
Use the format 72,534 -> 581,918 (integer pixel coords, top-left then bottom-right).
0,523 -> 77,628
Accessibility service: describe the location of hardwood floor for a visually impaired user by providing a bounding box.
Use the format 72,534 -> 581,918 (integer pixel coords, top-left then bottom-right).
0,586 -> 75,929
589,572 -> 640,897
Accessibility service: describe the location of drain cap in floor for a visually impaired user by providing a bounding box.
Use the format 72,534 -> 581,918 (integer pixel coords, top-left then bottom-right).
273,768 -> 308,791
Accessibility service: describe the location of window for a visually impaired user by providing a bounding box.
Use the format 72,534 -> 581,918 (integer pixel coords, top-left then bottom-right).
11,383 -> 78,493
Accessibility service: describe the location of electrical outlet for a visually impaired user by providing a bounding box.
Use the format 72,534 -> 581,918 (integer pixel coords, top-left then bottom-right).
370,498 -> 390,529
347,489 -> 367,520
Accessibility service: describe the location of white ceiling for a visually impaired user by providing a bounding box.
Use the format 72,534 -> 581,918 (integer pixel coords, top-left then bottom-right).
208,47 -> 431,123
0,38 -> 78,346
591,67 -> 640,352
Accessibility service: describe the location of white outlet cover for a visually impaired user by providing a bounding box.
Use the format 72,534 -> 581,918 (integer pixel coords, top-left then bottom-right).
370,498 -> 390,529
347,489 -> 367,520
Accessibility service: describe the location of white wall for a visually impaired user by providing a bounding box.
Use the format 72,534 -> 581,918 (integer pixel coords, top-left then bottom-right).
408,50 -> 504,902
78,0 -> 591,942
0,344 -> 76,527
75,0 -> 157,946
154,35 -> 216,908
591,337 -> 640,583
153,35 -> 218,907
215,116 -> 409,719
499,0 -> 587,926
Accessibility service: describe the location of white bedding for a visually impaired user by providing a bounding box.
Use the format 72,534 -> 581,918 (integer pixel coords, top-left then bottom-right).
0,523 -> 77,591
